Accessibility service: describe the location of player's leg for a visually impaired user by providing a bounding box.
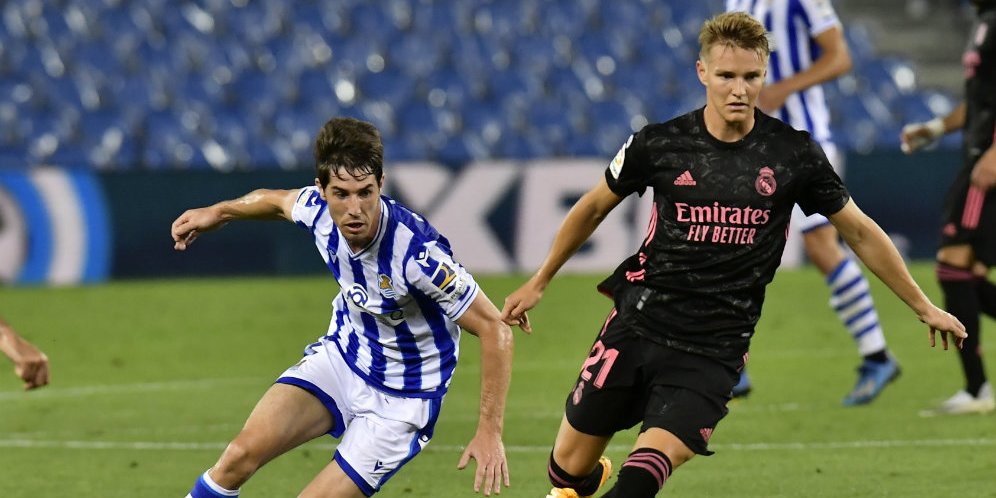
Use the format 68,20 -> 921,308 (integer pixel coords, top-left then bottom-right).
302,385 -> 438,497
186,383 -> 334,498
548,311 -> 644,498
299,462 -> 367,498
598,428 -> 694,498
800,213 -> 899,405
924,244 -> 993,415
546,416 -> 614,498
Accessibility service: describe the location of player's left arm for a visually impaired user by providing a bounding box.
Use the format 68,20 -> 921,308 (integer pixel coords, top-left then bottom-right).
759,24 -> 852,113
454,290 -> 514,496
828,200 -> 966,349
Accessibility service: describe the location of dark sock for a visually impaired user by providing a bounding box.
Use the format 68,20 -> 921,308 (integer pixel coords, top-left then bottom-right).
938,264 -> 987,396
863,350 -> 889,363
975,276 -> 996,319
600,448 -> 671,498
548,453 -> 606,496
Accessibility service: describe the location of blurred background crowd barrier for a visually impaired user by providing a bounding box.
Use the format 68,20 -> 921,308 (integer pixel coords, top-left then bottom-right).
0,0 -> 969,284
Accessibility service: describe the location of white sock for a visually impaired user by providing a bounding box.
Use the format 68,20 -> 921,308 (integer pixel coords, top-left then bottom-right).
827,258 -> 887,356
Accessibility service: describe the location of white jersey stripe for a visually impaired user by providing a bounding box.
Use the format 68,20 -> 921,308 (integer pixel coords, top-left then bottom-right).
727,0 -> 838,143
291,189 -> 476,398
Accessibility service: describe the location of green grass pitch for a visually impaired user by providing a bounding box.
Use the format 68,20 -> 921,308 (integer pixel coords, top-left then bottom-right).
1,264 -> 993,497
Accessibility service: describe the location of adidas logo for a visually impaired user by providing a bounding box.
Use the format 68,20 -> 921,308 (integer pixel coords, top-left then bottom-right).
673,170 -> 697,186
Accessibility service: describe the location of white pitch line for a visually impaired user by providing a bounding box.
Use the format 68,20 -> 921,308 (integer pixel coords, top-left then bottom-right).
1,438 -> 992,453
0,377 -> 264,401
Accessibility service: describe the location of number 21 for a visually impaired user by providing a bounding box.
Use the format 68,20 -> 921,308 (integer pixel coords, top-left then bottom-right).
579,340 -> 619,389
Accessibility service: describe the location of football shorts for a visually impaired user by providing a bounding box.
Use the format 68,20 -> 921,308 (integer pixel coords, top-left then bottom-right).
276,342 -> 442,496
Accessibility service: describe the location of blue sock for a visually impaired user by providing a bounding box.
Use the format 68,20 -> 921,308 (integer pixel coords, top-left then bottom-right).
188,471 -> 240,498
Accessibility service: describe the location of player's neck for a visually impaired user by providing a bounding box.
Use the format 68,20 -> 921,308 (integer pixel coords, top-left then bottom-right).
703,104 -> 754,143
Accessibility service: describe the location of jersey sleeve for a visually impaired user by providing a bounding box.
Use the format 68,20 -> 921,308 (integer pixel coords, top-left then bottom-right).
604,130 -> 651,197
290,186 -> 326,230
404,242 -> 480,321
799,0 -> 841,36
795,139 -> 850,217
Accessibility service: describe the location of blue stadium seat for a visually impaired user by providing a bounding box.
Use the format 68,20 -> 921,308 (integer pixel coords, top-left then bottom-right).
357,68 -> 413,108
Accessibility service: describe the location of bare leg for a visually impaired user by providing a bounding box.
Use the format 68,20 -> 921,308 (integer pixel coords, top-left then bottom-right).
298,461 -> 367,498
802,224 -> 845,275
210,383 -> 334,489
550,415 -> 612,477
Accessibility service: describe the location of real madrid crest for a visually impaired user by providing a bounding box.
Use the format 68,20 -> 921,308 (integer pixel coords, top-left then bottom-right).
754,167 -> 777,196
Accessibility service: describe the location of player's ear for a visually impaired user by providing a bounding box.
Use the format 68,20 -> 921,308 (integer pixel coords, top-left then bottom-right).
314,177 -> 327,200
696,59 -> 707,85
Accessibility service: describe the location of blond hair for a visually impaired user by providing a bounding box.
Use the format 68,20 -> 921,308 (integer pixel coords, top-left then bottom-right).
698,11 -> 770,62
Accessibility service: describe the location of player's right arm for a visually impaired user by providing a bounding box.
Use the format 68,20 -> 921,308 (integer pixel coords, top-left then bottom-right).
500,177 -> 625,329
171,188 -> 299,251
900,101 -> 966,154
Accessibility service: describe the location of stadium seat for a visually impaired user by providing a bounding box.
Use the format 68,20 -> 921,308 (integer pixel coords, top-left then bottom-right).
0,0 -> 964,170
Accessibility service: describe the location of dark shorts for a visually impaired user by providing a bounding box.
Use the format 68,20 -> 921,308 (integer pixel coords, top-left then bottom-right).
563,309 -> 746,456
940,165 -> 996,266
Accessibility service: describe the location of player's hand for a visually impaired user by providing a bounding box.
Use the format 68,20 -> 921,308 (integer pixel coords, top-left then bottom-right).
919,305 -> 967,350
500,280 -> 543,333
970,147 -> 996,191
10,338 -> 49,390
457,429 -> 509,496
900,118 -> 945,154
171,207 -> 226,251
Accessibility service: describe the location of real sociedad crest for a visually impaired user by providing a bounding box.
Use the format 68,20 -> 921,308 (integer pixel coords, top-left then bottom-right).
0,168 -> 110,285
754,167 -> 777,197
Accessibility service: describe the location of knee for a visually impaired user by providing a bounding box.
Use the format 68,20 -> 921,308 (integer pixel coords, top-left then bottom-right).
214,439 -> 263,486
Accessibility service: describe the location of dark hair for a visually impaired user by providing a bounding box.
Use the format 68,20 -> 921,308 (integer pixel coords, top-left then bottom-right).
699,11 -> 770,63
313,117 -> 384,188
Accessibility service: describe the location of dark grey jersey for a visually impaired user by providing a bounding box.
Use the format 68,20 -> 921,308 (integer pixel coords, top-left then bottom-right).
963,5 -> 996,165
600,107 -> 849,358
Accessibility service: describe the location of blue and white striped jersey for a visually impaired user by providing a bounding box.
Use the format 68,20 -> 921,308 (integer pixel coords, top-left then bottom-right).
726,0 -> 841,145
291,186 -> 480,399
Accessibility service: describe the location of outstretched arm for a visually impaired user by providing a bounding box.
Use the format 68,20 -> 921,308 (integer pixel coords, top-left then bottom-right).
0,317 -> 49,390
829,200 -> 966,349
758,25 -> 852,113
500,177 -> 625,329
171,188 -> 299,251
455,290 -> 515,496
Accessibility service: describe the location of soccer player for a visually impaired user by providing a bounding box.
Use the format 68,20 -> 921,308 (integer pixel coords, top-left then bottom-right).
0,316 -> 49,390
900,0 -> 996,416
171,117 -> 520,497
725,0 -> 901,405
502,12 -> 966,498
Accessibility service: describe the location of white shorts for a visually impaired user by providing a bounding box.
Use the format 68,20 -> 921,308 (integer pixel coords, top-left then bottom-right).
276,342 -> 442,496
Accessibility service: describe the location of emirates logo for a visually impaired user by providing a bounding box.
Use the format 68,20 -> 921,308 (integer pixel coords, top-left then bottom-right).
754,167 -> 777,196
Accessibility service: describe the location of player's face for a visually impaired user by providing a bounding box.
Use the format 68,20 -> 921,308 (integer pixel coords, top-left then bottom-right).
318,172 -> 383,251
697,44 -> 766,129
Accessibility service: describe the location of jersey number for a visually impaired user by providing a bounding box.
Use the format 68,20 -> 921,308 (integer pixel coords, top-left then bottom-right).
579,340 -> 619,389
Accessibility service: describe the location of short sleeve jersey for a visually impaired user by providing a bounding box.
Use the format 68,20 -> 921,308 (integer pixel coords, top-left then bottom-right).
963,4 -> 996,166
726,0 -> 840,144
603,108 -> 849,358
291,188 -> 480,398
